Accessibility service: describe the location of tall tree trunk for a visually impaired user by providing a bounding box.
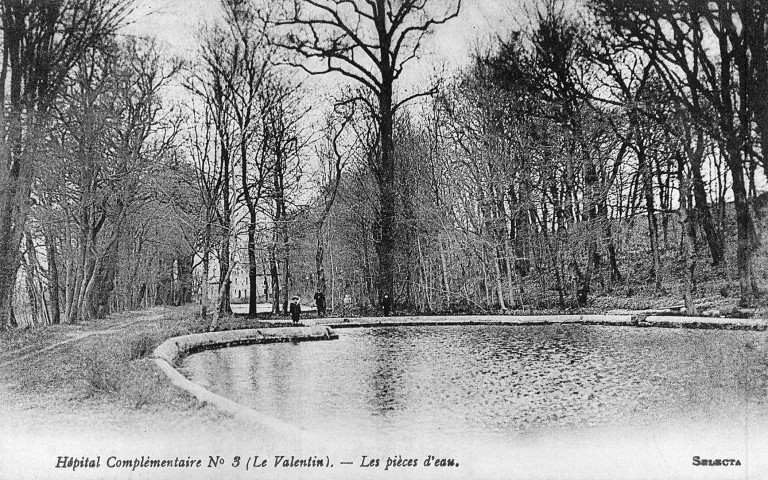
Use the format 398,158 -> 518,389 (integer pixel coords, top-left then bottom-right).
82,253 -> 103,319
241,131 -> 260,316
689,131 -> 724,265
0,4 -> 27,329
438,237 -> 450,309
378,80 -> 396,303
269,242 -> 280,315
45,231 -> 61,324
717,8 -> 759,305
315,230 -> 327,296
175,253 -> 193,306
93,237 -> 119,319
605,222 -> 622,284
154,256 -> 173,306
209,260 -> 235,332
218,145 -> 232,316
726,141 -> 758,305
65,257 -> 79,323
201,247 -> 210,319
24,233 -> 45,325
218,232 -> 232,315
638,140 -> 662,292
578,243 -> 596,308
362,219 -> 375,306
677,152 -> 698,315
489,244 -> 506,310
281,238 -> 291,315
681,11 -> 726,268
247,214 -> 259,316
76,252 -> 95,322
553,245 -> 566,309
416,236 -> 433,312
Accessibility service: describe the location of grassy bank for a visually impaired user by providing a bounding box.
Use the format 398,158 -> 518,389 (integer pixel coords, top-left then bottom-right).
0,306 -> 289,437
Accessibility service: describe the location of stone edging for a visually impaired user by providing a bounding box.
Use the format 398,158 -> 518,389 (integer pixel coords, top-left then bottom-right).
152,325 -> 338,435
316,314 -> 767,331
639,315 -> 767,330
320,314 -> 634,328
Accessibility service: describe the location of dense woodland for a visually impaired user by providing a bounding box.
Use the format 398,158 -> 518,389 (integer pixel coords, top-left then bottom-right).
1,0 -> 767,329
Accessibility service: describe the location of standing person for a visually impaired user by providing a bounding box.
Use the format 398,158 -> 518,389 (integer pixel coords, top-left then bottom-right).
382,293 -> 392,317
342,293 -> 352,316
289,296 -> 302,324
314,291 -> 326,317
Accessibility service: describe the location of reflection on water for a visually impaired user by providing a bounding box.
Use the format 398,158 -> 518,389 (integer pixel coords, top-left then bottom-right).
181,325 -> 768,440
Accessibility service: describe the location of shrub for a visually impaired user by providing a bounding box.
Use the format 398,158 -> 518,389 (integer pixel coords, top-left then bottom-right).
81,348 -> 124,395
128,334 -> 154,360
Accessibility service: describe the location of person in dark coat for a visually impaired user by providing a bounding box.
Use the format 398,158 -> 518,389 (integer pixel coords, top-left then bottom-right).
314,291 -> 326,317
382,293 -> 392,317
289,296 -> 302,323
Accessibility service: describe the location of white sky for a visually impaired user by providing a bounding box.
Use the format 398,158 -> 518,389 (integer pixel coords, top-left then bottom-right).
124,0 -> 525,80
119,0 -> 537,151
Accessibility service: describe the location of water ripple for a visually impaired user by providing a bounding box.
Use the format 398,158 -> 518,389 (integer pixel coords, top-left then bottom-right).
181,325 -> 768,440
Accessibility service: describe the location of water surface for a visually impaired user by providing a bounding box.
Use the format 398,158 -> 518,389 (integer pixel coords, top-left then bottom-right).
181,325 -> 768,442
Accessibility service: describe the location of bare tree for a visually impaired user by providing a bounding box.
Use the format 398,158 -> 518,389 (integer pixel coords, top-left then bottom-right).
188,21 -> 241,317
208,0 -> 277,317
34,38 -> 178,323
183,99 -> 224,319
0,0 -> 132,328
592,0 -> 762,304
313,100 -> 355,303
261,77 -> 308,315
275,0 -> 461,305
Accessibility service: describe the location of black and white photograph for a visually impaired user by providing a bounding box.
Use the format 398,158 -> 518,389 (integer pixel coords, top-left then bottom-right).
1,0 -> 767,478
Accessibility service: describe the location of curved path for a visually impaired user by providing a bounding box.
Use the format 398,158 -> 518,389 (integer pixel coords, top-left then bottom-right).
0,312 -> 162,370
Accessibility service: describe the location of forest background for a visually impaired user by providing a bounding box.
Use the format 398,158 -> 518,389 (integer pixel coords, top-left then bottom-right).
1,0 -> 768,331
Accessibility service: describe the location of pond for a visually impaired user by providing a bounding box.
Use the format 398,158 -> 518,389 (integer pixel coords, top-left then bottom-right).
180,324 -> 768,445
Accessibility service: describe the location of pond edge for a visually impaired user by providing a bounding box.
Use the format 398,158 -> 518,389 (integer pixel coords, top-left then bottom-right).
152,325 -> 338,436
152,314 -> 765,432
